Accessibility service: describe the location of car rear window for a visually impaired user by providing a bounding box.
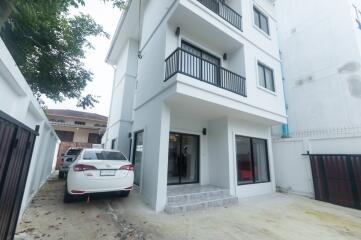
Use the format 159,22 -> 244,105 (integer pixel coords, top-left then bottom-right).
82,150 -> 127,161
66,149 -> 82,156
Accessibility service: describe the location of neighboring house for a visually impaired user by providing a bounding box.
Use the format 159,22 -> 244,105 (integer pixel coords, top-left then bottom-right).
103,0 -> 286,212
272,0 -> 361,203
46,109 -> 107,168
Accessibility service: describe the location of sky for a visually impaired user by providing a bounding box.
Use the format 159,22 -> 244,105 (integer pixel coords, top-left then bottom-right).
43,1 -> 122,117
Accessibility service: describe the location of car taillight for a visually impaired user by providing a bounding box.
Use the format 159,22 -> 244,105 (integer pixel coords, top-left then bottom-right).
120,164 -> 134,171
73,164 -> 97,172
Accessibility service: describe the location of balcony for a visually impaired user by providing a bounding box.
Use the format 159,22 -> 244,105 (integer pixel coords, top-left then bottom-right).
165,48 -> 246,97
197,0 -> 242,31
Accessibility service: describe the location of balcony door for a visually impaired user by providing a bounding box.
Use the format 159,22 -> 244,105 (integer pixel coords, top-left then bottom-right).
181,41 -> 221,85
168,133 -> 200,185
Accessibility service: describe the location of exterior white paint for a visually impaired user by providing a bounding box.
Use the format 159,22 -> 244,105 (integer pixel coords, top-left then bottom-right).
0,39 -> 59,219
105,0 -> 286,211
272,0 -> 361,197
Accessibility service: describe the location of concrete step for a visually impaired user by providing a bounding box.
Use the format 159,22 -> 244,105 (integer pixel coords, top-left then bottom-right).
165,194 -> 238,214
167,189 -> 230,204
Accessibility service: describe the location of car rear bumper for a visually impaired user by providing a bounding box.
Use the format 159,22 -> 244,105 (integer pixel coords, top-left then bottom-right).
67,171 -> 134,195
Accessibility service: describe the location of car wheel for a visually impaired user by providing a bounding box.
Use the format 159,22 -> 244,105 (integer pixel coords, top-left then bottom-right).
63,184 -> 74,203
119,190 -> 130,198
59,171 -> 65,179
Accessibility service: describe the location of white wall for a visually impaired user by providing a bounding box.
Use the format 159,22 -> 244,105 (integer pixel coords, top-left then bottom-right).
273,0 -> 361,199
275,0 -> 361,135
0,39 -> 59,219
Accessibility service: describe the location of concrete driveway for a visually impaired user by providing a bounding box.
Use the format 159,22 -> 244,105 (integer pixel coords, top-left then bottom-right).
16,175 -> 361,240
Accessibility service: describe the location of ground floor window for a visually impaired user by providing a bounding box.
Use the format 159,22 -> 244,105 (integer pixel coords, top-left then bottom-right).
235,136 -> 270,185
132,131 -> 144,186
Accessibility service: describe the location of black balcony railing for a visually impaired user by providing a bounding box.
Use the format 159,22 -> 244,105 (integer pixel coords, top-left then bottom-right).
165,48 -> 246,97
197,0 -> 242,31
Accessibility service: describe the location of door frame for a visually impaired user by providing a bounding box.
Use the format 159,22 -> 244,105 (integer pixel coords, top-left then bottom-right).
168,132 -> 201,185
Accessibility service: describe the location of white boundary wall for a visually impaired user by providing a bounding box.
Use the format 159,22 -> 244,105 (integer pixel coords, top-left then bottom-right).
0,39 -> 60,218
273,128 -> 361,198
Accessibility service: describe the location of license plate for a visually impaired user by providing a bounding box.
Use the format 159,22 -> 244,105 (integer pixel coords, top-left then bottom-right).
100,170 -> 116,176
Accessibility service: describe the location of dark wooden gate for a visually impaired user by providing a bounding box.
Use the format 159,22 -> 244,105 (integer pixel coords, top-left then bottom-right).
0,111 -> 39,240
309,154 -> 361,210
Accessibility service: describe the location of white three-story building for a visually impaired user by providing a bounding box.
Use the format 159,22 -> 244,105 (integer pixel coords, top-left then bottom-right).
103,0 -> 286,212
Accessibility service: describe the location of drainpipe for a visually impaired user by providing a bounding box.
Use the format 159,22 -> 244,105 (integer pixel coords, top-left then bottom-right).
280,51 -> 289,138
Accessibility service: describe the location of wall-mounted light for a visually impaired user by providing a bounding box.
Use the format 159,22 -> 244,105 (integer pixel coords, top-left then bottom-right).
175,27 -> 181,37
128,132 -> 132,138
202,128 -> 207,135
223,53 -> 227,60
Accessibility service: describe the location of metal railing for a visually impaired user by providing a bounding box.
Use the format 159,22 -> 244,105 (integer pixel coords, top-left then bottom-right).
165,48 -> 246,97
197,0 -> 242,31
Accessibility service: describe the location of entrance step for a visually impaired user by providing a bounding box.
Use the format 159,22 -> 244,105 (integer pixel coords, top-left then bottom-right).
165,185 -> 238,214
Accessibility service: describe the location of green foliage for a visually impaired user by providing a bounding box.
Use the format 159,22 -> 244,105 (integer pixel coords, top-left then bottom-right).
0,0 -> 125,108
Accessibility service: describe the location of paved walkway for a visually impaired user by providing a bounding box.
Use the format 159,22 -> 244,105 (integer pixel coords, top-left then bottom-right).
16,176 -> 361,240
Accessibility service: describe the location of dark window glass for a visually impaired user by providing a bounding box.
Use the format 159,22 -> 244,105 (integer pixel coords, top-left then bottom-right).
132,131 -> 144,186
236,136 -> 253,184
252,139 -> 270,183
55,130 -> 74,142
258,62 -> 275,92
88,133 -> 102,144
254,7 -> 269,35
236,136 -> 270,185
82,150 -> 127,160
66,149 -> 82,156
111,139 -> 116,150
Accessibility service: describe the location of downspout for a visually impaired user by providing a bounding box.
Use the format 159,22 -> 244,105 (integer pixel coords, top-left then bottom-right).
280,51 -> 289,138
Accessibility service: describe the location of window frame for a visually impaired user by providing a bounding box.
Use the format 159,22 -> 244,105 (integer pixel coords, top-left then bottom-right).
257,61 -> 275,92
235,135 -> 271,186
253,6 -> 270,35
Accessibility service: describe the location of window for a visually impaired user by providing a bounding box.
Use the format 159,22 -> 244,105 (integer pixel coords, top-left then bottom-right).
258,62 -> 275,92
55,130 -> 74,142
82,150 -> 127,161
235,136 -> 270,185
132,131 -> 144,186
74,121 -> 86,125
254,7 -> 269,35
88,133 -> 102,144
111,139 -> 117,150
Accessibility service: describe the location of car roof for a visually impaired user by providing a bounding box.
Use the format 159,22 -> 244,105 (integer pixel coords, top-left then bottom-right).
83,148 -> 119,152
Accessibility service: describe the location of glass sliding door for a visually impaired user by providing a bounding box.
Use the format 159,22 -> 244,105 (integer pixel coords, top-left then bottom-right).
235,136 -> 270,185
235,136 -> 253,184
132,131 -> 144,186
168,133 -> 200,185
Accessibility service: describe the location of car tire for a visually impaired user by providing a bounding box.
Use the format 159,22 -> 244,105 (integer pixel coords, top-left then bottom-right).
119,190 -> 130,198
63,184 -> 74,203
59,171 -> 65,179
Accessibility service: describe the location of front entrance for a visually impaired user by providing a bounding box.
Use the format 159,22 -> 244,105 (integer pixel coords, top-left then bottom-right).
167,133 -> 200,185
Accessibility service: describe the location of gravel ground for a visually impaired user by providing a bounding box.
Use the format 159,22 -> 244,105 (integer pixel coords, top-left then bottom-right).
15,175 -> 147,240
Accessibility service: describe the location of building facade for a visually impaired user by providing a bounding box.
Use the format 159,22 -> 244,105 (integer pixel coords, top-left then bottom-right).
273,0 -> 361,197
46,109 -> 107,169
104,0 -> 286,211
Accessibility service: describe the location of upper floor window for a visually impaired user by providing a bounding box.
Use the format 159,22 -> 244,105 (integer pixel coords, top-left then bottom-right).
253,7 -> 269,35
74,121 -> 86,126
258,62 -> 275,92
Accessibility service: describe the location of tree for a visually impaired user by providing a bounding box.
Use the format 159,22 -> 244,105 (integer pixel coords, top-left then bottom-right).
0,0 -> 126,109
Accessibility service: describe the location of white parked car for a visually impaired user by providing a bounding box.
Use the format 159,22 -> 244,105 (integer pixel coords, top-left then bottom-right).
64,148 -> 134,202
